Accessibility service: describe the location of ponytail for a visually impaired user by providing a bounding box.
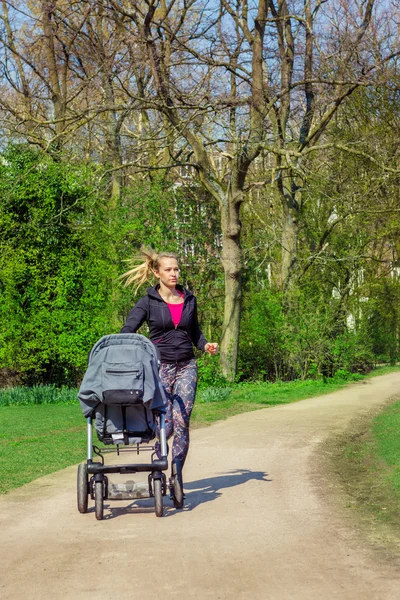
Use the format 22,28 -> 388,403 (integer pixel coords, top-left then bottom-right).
120,246 -> 178,293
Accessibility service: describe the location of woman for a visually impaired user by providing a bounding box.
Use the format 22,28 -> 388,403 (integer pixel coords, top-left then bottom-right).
120,248 -> 218,504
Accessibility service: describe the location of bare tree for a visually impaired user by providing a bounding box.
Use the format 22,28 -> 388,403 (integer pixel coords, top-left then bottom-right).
0,0 -> 397,379
0,1 -> 87,149
0,1 -> 140,201
105,0 -> 395,378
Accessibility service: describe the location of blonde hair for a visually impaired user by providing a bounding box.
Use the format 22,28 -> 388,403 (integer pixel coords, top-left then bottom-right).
120,246 -> 179,293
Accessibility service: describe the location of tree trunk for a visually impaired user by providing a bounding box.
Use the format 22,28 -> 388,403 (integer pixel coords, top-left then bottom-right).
95,2 -> 122,207
281,198 -> 299,292
41,1 -> 65,144
219,194 -> 242,381
102,72 -> 122,207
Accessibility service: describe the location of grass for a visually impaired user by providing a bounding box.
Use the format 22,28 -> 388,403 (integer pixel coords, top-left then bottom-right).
0,405 -> 86,494
193,365 -> 399,426
328,393 -> 400,541
0,364 -> 399,494
372,401 -> 400,497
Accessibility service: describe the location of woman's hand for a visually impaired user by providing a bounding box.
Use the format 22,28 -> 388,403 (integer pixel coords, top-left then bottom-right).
205,343 -> 219,355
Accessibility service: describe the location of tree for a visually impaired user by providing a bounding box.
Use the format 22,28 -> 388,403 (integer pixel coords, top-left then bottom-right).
104,0 -> 395,379
1,1 -> 399,381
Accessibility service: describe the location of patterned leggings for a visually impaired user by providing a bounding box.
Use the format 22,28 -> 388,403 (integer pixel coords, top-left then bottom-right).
159,359 -> 198,466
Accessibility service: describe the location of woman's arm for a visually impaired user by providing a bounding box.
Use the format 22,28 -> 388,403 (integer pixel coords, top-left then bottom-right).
120,296 -> 148,333
190,298 -> 219,354
190,298 -> 209,351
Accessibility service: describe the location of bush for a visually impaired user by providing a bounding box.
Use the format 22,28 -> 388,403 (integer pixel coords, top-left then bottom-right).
331,369 -> 363,382
196,354 -> 227,387
332,332 -> 375,375
0,145 -> 120,386
0,148 -> 224,387
238,286 -> 286,381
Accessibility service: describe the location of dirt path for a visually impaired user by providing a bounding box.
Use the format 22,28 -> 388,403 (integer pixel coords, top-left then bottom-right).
1,373 -> 400,600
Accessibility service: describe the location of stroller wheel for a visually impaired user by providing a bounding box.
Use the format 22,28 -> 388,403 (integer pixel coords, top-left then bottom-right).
94,480 -> 104,520
171,461 -> 184,509
77,463 -> 88,514
154,478 -> 164,517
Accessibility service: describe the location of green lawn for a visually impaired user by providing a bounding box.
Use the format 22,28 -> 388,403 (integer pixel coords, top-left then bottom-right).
372,400 -> 400,499
193,365 -> 399,425
1,365 -> 399,494
330,388 -> 400,532
0,405 -> 86,493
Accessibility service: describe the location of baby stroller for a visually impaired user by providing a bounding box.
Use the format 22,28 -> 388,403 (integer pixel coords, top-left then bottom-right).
76,333 -> 181,520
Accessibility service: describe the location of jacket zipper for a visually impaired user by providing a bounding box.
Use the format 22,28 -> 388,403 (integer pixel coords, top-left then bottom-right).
175,297 -> 186,329
152,288 -> 188,332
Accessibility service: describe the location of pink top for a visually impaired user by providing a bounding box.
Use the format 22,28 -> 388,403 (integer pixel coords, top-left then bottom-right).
167,292 -> 184,327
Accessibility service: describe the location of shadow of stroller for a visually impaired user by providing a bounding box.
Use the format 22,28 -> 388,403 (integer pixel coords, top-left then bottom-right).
182,469 -> 271,511
101,500 -> 157,520
96,469 -> 270,519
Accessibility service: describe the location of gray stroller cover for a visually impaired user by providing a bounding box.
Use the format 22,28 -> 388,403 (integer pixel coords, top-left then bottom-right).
78,334 -> 167,444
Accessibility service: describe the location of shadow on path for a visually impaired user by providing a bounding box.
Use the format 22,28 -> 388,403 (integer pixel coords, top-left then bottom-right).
98,469 -> 270,519
182,469 -> 271,511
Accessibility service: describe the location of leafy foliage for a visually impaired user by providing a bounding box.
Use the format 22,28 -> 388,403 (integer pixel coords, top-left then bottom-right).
0,146 -> 121,384
0,146 -> 223,385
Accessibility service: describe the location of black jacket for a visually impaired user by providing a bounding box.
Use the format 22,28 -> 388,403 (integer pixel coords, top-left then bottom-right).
120,285 -> 208,362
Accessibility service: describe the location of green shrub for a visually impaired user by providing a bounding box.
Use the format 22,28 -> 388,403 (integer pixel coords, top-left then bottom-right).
332,332 -> 375,375
196,354 -> 227,387
238,286 -> 286,382
331,369 -> 363,382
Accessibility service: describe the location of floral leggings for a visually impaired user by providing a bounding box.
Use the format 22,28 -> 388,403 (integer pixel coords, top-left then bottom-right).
159,358 -> 198,466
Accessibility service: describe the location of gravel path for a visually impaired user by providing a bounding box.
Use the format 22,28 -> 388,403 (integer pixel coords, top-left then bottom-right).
1,373 -> 400,599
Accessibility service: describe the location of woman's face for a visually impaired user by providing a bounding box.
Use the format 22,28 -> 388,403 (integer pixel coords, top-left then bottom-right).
154,257 -> 180,288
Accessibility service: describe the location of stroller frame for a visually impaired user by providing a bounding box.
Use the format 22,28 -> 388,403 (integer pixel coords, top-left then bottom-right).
76,333 -> 175,520
78,412 -> 168,520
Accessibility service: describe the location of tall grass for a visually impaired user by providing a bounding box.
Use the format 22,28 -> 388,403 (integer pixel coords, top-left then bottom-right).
0,385 -> 77,406
197,387 -> 232,403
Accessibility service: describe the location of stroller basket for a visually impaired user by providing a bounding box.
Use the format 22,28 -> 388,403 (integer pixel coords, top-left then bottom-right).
76,333 -> 169,519
94,402 -> 156,445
